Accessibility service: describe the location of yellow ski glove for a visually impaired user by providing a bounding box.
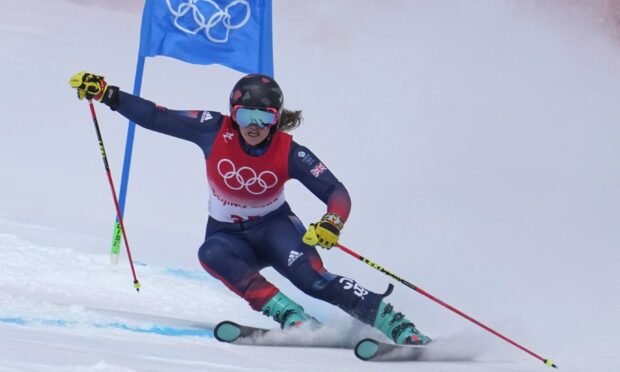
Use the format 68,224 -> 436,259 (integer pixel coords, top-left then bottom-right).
69,71 -> 109,101
303,213 -> 344,249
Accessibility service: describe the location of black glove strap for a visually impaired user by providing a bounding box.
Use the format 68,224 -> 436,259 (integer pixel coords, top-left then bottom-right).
319,221 -> 341,236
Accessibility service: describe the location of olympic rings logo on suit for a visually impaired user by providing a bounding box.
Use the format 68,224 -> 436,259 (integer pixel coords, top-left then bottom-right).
165,0 -> 251,43
217,159 -> 278,195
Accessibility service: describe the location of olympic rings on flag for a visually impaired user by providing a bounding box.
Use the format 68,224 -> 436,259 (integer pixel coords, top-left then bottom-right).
165,0 -> 251,43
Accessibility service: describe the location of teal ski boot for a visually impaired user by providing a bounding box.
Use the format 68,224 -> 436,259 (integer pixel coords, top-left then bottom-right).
261,292 -> 320,329
374,302 -> 432,345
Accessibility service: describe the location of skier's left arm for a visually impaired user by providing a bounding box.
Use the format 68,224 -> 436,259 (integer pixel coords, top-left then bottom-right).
288,142 -> 351,249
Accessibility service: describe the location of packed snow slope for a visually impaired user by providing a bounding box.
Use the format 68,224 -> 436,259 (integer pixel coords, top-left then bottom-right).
1,0 -> 619,371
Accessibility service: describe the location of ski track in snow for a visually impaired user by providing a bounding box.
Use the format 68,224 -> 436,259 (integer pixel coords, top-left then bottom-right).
0,229 -> 601,372
0,231 -> 517,372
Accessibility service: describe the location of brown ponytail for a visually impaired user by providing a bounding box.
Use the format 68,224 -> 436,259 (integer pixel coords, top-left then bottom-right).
277,108 -> 303,132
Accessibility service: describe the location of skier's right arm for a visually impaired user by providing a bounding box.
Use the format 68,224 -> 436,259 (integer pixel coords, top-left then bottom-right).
109,89 -> 222,142
68,71 -> 221,154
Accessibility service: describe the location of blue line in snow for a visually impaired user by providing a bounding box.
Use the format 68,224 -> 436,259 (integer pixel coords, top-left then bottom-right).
162,268 -> 206,281
0,317 -> 213,338
133,261 -> 208,282
0,317 -> 27,325
103,323 -> 213,337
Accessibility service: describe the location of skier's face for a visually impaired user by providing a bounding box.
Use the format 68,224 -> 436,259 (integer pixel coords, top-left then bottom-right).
239,123 -> 271,146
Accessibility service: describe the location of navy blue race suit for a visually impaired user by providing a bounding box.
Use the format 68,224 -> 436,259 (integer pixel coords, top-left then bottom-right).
107,91 -> 384,324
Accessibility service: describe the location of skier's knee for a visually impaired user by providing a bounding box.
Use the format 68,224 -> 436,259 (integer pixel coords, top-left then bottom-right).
197,240 -> 226,268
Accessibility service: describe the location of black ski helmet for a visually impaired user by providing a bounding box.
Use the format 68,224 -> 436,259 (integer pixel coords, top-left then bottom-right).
229,74 -> 283,111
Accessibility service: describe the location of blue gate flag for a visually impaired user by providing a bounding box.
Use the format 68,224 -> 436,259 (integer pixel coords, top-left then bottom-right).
139,0 -> 273,76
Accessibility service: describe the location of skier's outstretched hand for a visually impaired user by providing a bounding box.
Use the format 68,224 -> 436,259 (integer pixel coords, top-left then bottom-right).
69,71 -> 109,101
303,213 -> 344,249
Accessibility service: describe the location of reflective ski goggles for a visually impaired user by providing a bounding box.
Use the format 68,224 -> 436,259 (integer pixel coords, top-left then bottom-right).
231,105 -> 279,128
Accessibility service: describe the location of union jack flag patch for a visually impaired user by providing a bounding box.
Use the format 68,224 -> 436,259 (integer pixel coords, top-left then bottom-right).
310,162 -> 327,178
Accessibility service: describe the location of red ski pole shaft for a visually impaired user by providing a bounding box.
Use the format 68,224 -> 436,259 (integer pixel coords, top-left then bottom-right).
336,243 -> 557,368
87,100 -> 141,292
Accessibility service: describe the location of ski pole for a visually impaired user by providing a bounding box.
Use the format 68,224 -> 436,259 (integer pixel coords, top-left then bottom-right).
87,100 -> 141,292
336,243 -> 557,368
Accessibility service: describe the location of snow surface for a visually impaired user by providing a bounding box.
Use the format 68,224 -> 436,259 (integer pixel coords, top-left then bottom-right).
1,0 -> 620,371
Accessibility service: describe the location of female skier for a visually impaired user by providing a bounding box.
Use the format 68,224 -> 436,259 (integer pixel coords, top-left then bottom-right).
69,71 -> 431,345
